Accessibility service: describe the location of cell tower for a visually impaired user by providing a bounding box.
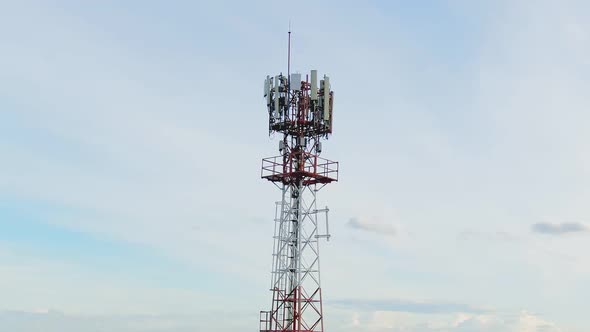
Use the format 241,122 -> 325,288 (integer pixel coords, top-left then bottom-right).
259,32 -> 338,332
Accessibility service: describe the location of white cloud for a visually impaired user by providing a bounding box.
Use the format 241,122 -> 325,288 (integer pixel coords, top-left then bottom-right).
347,217 -> 397,236
333,309 -> 565,332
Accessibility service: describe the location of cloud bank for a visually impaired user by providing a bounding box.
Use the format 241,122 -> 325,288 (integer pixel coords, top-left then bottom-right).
332,298 -> 485,315
531,222 -> 588,235
347,217 -> 397,236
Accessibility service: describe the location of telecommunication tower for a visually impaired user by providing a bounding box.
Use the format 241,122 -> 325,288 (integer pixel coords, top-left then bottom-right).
259,32 -> 339,332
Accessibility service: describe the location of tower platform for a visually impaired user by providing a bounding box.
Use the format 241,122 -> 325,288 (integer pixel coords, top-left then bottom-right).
261,154 -> 339,185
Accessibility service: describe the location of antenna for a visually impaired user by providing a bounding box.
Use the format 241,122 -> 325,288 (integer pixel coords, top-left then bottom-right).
287,22 -> 291,85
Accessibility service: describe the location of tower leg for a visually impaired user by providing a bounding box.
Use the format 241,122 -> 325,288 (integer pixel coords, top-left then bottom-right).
263,182 -> 327,332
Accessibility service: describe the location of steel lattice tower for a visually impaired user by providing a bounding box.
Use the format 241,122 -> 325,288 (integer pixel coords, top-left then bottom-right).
259,35 -> 338,332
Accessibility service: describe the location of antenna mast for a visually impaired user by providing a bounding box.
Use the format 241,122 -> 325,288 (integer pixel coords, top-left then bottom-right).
288,23 -> 291,81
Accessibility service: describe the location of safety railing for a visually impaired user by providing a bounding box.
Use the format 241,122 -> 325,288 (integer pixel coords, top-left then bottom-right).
259,311 -> 271,332
261,153 -> 339,184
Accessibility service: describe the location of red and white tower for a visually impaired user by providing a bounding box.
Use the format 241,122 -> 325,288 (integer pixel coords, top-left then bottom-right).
259,37 -> 338,332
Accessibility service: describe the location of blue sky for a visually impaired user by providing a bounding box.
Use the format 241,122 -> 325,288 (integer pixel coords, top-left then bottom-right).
1,1 -> 590,331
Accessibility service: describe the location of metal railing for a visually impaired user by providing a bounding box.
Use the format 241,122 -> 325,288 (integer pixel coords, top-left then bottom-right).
261,154 -> 339,183
259,311 -> 271,332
